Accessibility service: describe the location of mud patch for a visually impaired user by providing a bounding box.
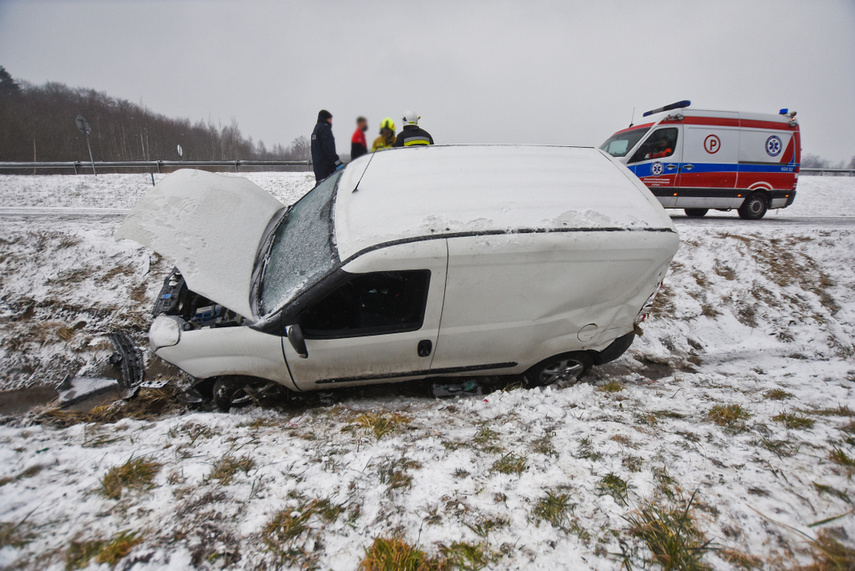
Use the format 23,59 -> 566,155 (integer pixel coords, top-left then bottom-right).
0,386 -> 57,416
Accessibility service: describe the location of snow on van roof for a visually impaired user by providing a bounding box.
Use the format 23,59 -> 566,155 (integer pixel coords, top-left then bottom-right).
333,145 -> 675,261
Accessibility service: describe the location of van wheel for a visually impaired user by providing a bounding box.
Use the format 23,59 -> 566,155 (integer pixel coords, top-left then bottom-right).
738,193 -> 768,220
524,352 -> 592,388
212,377 -> 255,411
684,209 -> 708,217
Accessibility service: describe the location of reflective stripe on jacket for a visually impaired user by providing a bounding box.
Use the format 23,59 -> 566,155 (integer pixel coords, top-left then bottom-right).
393,125 -> 434,147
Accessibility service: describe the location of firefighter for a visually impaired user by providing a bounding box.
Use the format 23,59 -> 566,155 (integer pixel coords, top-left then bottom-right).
371,118 -> 397,152
311,109 -> 342,182
646,135 -> 673,160
393,111 -> 434,147
351,116 -> 368,160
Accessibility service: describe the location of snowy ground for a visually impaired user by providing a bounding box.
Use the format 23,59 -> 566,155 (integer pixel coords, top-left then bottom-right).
0,172 -> 854,570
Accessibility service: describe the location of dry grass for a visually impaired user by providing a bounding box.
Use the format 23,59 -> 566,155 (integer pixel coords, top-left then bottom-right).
597,473 -> 630,506
66,530 -> 142,569
799,529 -> 855,570
380,457 -> 422,491
209,454 -> 255,485
354,411 -> 411,439
598,380 -> 625,393
623,492 -> 712,571
532,490 -> 573,528
491,452 -> 527,475
263,497 -> 344,567
707,404 -> 750,430
765,389 -> 794,401
773,412 -> 815,430
358,536 -> 444,571
41,387 -> 183,427
828,447 -> 855,474
101,457 -> 162,499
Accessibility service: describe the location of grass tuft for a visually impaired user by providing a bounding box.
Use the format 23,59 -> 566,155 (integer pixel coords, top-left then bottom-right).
773,412 -> 815,430
532,490 -> 574,528
623,492 -> 712,571
101,457 -> 162,499
472,426 -> 503,454
465,515 -> 509,538
355,411 -> 411,439
358,536 -> 443,571
597,473 -> 630,506
96,531 -> 142,566
0,520 -> 34,549
765,389 -> 793,401
491,452 -> 527,475
264,497 -> 344,567
440,540 -> 495,570
209,454 -> 255,485
812,482 -> 851,504
66,530 -> 141,569
707,404 -> 750,430
828,447 -> 855,473
802,528 -> 855,570
380,457 -> 422,491
598,380 -> 624,393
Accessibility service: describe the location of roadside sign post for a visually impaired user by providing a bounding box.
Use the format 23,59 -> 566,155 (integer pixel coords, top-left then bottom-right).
75,114 -> 96,176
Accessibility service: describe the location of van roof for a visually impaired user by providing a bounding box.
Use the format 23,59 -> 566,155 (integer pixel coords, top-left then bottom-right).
333,145 -> 675,262
644,108 -> 798,126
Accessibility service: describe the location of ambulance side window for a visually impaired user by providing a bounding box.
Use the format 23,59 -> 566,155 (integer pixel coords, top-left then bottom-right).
628,128 -> 678,164
299,270 -> 430,339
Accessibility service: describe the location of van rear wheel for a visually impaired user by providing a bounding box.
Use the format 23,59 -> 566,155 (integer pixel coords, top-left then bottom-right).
738,193 -> 768,220
684,209 -> 708,218
524,352 -> 592,388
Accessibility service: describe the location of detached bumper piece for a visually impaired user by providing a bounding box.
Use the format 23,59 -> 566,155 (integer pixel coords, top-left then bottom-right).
108,332 -> 145,397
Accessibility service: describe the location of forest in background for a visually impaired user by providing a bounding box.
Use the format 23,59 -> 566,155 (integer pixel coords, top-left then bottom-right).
0,66 -> 309,163
0,66 -> 852,170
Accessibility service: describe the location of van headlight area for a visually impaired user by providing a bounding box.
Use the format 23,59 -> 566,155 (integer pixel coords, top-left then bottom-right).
116,145 -> 680,409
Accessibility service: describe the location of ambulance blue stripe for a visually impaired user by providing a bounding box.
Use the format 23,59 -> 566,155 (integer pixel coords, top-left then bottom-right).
629,163 -> 797,177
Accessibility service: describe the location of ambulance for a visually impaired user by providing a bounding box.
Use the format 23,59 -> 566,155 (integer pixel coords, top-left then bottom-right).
600,101 -> 800,219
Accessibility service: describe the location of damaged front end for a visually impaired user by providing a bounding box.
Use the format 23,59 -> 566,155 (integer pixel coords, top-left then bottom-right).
150,267 -> 246,352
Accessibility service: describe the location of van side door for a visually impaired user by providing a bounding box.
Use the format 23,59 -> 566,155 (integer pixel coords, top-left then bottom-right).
626,125 -> 683,207
676,113 -> 739,208
280,241 -> 447,390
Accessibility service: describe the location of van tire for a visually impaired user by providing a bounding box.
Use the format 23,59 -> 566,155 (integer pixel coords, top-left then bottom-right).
524,352 -> 593,388
738,193 -> 768,220
684,209 -> 708,217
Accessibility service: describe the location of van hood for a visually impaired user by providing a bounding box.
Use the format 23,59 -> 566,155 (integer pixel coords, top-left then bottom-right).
115,169 -> 284,319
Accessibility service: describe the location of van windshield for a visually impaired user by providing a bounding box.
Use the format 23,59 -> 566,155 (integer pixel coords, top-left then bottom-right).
259,172 -> 341,316
600,127 -> 651,158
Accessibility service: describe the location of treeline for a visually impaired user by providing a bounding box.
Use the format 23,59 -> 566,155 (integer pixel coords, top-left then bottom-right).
0,66 -> 308,163
801,153 -> 855,174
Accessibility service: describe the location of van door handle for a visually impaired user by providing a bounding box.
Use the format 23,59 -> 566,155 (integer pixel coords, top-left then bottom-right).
417,340 -> 432,357
682,164 -> 694,171
666,164 -> 677,171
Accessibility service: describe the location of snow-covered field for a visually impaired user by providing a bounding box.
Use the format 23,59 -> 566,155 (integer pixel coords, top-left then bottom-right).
1,173 -> 854,570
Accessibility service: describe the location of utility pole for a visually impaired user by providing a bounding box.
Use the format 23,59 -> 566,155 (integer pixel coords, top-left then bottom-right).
75,114 -> 96,175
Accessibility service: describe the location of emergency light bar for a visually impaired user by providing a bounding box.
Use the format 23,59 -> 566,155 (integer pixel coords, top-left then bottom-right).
643,100 -> 691,117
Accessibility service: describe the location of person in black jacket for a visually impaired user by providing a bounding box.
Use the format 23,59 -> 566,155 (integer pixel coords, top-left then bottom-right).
311,109 -> 342,182
393,110 -> 434,147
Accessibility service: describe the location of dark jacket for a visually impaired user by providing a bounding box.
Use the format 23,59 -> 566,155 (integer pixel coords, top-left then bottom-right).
351,128 -> 368,160
393,125 -> 434,147
311,121 -> 341,181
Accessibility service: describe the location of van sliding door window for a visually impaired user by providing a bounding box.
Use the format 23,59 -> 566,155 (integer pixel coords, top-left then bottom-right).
300,270 -> 430,339
628,128 -> 679,164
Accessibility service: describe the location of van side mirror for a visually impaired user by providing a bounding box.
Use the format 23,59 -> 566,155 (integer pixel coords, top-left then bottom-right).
286,324 -> 308,358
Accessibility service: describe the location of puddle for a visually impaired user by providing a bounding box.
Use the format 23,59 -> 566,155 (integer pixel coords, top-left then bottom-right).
0,386 -> 58,415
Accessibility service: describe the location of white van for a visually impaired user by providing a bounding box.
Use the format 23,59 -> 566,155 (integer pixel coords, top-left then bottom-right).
600,101 -> 800,219
117,146 -> 679,408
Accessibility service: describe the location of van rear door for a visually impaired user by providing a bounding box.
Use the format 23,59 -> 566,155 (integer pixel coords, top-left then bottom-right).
676,112 -> 740,208
625,124 -> 683,207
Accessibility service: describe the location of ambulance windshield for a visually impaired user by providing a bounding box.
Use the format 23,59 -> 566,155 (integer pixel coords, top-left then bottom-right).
600,127 -> 651,158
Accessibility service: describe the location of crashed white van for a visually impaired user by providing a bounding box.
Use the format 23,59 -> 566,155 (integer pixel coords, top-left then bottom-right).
117,146 -> 679,407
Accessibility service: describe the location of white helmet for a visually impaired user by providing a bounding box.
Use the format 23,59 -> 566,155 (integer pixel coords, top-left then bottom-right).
402,110 -> 420,126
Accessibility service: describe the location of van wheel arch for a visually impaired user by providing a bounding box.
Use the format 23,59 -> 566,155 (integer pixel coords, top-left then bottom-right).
738,192 -> 769,220
523,352 -> 593,388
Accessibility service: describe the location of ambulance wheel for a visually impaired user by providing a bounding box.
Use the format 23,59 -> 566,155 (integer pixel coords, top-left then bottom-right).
684,209 -> 708,218
738,193 -> 768,220
524,352 -> 592,388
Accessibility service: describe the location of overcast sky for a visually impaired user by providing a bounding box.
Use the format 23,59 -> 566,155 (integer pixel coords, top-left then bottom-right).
1,0 -> 853,162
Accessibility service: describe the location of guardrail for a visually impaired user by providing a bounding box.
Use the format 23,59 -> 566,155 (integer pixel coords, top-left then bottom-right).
0,159 -> 312,174
0,161 -> 851,176
801,167 -> 855,176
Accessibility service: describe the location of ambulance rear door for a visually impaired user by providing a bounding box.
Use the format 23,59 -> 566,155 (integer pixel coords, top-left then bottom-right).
676,111 -> 740,208
625,122 -> 683,207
